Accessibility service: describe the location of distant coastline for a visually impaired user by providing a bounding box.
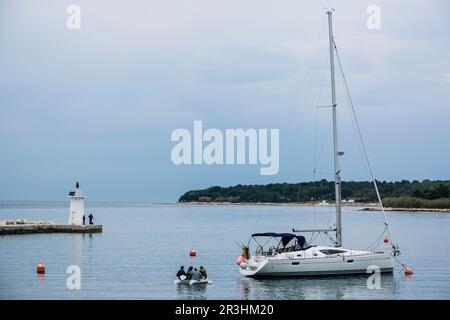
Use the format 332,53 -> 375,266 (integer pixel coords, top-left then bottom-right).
179,180 -> 450,210
179,201 -> 376,207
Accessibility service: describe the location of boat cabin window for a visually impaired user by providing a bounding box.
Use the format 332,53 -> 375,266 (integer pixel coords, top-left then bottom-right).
319,249 -> 346,255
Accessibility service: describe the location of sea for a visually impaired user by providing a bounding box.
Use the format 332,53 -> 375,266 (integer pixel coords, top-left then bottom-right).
1,203 -> 449,299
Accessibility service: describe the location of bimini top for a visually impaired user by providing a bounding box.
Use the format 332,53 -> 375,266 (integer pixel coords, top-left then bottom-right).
251,232 -> 306,248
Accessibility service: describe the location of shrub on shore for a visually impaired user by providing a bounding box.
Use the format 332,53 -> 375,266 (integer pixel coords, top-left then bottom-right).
383,196 -> 450,209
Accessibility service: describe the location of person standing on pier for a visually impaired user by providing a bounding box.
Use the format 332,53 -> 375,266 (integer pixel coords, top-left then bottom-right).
88,213 -> 94,225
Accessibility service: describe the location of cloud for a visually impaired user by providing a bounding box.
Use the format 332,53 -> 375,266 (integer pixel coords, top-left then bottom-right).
0,0 -> 449,201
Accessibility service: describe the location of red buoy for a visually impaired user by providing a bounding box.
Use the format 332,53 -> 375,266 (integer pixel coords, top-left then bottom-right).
404,266 -> 414,275
36,263 -> 45,274
383,236 -> 389,243
236,255 -> 244,265
189,248 -> 197,257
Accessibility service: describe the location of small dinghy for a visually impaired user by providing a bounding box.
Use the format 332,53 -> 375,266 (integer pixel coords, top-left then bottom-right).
174,275 -> 212,286
174,279 -> 212,285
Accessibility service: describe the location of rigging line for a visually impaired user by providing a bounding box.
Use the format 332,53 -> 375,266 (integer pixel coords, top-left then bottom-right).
313,109 -> 319,176
288,21 -> 328,158
267,23 -> 327,200
314,49 -> 329,149
262,238 -> 272,248
292,26 -> 329,206
312,48 -> 330,175
339,68 -> 372,182
284,55 -> 325,200
393,255 -> 408,269
364,224 -> 388,251
250,216 -> 259,235
333,42 -> 395,248
326,200 -> 333,229
255,23 -> 328,230
314,89 -> 334,178
294,16 -> 327,110
308,232 -> 315,245
310,51 -> 329,226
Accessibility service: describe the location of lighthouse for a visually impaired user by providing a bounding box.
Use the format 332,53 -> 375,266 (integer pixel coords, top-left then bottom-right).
68,181 -> 85,225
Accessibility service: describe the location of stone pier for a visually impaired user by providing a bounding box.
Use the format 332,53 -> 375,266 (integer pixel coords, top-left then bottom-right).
0,224 -> 102,235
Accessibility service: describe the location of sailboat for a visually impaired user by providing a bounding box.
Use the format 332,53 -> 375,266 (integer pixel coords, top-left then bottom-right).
237,10 -> 401,277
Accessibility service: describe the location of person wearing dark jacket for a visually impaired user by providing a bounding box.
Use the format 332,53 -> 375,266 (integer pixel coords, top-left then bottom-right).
185,266 -> 194,280
88,213 -> 94,224
176,266 -> 186,280
88,213 -> 94,225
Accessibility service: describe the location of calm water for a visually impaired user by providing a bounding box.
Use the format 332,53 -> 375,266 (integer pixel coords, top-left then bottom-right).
1,203 -> 449,300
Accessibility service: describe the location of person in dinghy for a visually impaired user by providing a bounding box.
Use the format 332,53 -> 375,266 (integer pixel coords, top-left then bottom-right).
199,266 -> 207,280
176,266 -> 186,280
174,265 -> 212,285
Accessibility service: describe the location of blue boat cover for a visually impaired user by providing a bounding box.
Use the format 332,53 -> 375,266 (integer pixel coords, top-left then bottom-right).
251,232 -> 306,248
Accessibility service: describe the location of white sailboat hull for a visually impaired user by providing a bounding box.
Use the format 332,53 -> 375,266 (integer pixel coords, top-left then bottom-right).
239,247 -> 394,277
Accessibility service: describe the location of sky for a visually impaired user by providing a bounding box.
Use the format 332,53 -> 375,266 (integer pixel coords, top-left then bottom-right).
0,0 -> 449,202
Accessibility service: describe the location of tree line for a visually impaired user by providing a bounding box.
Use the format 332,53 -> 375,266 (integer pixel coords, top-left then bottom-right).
179,180 -> 450,207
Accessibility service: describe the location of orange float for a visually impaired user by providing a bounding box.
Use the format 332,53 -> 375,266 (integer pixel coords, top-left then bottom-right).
404,266 -> 414,275
36,263 -> 45,274
236,255 -> 244,265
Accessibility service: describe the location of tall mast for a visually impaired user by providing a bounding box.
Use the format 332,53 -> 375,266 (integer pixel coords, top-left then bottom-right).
327,10 -> 342,247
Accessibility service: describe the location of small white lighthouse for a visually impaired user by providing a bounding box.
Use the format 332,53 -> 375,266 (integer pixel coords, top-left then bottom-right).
68,181 -> 85,225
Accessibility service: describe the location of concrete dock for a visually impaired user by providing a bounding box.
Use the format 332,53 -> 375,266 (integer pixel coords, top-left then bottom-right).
0,224 -> 102,235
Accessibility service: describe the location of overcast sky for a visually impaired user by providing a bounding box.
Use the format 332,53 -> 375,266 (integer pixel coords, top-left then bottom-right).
1,0 -> 449,201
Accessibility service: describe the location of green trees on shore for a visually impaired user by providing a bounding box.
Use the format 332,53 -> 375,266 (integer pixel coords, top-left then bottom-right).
179,180 -> 450,208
